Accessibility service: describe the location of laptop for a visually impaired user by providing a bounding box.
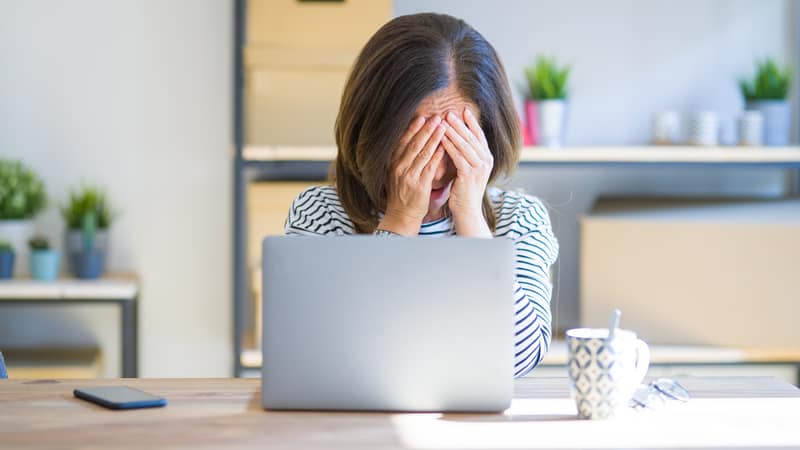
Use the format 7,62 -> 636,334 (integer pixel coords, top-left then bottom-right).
261,236 -> 514,412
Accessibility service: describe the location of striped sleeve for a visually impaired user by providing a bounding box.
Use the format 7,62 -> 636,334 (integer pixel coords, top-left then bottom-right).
496,192 -> 559,377
284,186 -> 354,236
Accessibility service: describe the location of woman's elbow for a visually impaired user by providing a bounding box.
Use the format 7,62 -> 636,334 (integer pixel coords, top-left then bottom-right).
513,327 -> 549,378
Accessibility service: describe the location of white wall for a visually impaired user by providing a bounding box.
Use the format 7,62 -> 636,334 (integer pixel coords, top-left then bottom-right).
0,0 -> 233,376
395,0 -> 793,145
395,0 -> 794,331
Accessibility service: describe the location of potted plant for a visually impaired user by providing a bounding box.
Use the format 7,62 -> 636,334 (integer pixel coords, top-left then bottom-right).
61,186 -> 115,279
739,58 -> 792,146
0,241 -> 14,279
525,56 -> 571,147
0,159 -> 46,276
29,235 -> 60,281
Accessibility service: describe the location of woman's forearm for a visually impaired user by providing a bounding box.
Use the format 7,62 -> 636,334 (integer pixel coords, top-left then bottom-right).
512,279 -> 551,377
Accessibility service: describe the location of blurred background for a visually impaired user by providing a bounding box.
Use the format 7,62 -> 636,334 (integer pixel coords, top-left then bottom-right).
0,0 -> 798,382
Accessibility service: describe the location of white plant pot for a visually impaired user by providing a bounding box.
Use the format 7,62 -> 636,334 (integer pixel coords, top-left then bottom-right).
746,100 -> 791,146
537,100 -> 568,147
0,219 -> 34,276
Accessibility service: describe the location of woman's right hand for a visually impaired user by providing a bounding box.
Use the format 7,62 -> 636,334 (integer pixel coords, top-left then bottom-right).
378,115 -> 446,236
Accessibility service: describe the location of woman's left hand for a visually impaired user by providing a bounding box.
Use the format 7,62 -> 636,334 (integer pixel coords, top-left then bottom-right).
441,108 -> 494,238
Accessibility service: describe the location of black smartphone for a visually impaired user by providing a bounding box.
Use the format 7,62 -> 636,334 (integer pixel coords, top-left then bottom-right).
74,386 -> 167,410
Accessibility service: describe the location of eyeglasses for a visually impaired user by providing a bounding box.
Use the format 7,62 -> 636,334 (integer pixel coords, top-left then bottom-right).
630,378 -> 691,411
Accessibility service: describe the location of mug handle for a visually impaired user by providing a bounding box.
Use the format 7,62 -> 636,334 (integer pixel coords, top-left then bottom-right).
631,339 -> 651,386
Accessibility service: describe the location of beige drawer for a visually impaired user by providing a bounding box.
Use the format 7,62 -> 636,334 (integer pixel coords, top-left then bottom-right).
581,198 -> 800,348
244,0 -> 390,146
245,67 -> 346,145
247,0 -> 390,49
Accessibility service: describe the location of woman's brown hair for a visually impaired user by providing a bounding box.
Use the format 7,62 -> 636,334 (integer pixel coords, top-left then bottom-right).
333,13 -> 521,233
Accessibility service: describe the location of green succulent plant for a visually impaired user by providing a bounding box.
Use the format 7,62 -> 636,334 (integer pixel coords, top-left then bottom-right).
739,58 -> 792,101
525,56 -> 571,100
28,235 -> 50,251
0,241 -> 12,252
61,186 -> 115,230
0,159 -> 47,220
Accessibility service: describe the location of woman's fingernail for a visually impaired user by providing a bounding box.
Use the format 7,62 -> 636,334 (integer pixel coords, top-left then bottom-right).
465,109 -> 473,117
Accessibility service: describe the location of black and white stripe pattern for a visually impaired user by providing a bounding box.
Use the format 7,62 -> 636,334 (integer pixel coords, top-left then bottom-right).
285,185 -> 559,378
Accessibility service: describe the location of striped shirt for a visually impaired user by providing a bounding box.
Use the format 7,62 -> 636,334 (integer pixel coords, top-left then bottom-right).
285,185 -> 559,377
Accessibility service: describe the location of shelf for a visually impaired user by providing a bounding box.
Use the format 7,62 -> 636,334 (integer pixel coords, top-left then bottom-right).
3,347 -> 102,379
241,349 -> 262,369
0,274 -> 140,301
243,145 -> 800,166
244,145 -> 334,161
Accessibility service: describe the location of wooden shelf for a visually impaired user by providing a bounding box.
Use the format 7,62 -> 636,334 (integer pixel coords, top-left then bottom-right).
0,274 -> 139,301
3,347 -> 102,379
243,145 -> 800,165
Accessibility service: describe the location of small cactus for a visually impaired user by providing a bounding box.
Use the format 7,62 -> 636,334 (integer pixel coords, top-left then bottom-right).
28,235 -> 50,251
82,212 -> 96,252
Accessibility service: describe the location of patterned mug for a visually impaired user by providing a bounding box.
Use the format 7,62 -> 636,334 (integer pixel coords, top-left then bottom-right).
566,328 -> 650,419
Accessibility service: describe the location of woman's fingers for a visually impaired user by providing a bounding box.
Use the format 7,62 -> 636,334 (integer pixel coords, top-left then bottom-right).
443,120 -> 482,167
421,148 -> 445,184
391,116 -> 425,167
398,116 -> 425,150
409,122 -> 445,177
463,108 -> 489,150
441,135 -> 472,173
396,116 -> 442,173
446,111 -> 482,154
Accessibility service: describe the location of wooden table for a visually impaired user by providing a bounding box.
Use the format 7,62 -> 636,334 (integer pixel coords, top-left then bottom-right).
1,377 -> 798,449
0,275 -> 139,377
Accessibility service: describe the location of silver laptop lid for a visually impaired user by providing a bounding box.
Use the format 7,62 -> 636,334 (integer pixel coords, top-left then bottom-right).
261,236 -> 514,412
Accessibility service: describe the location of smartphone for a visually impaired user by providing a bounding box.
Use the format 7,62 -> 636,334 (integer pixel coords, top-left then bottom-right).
74,386 -> 167,410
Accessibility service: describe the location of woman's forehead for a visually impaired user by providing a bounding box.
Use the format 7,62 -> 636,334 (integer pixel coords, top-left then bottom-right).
414,84 -> 479,119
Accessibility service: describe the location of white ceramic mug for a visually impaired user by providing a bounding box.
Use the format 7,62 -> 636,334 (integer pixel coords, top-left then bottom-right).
738,110 -> 764,146
688,111 -> 719,146
566,328 -> 650,419
652,111 -> 680,145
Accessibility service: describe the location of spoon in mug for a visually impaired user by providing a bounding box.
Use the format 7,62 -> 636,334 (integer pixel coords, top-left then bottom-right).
607,308 -> 621,342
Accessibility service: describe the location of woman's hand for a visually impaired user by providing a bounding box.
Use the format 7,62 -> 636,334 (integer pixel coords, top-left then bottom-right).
442,108 -> 494,238
378,115 -> 446,236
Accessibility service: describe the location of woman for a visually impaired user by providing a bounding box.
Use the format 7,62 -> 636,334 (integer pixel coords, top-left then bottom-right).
285,13 -> 558,377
